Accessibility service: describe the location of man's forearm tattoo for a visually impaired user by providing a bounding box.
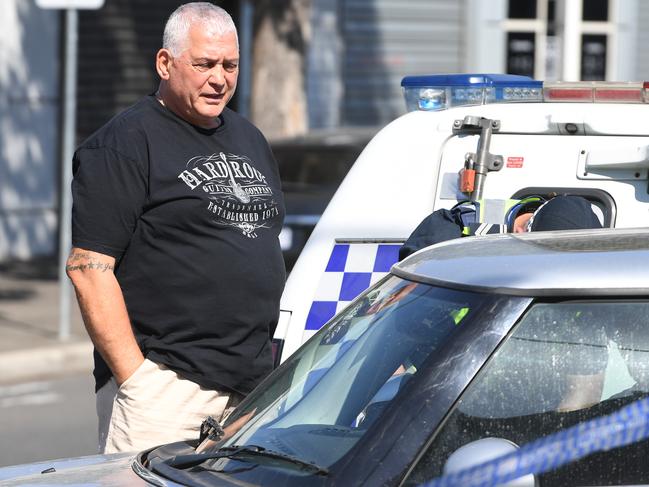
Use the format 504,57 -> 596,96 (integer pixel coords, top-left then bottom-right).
66,251 -> 114,272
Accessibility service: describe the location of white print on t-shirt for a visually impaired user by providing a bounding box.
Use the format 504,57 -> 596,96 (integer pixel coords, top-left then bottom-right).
177,152 -> 279,238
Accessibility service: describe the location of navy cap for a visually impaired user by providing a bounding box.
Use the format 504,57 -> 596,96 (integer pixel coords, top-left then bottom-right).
529,195 -> 603,231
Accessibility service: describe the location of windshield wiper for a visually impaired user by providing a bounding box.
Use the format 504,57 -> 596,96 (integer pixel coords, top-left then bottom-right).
157,444 -> 329,475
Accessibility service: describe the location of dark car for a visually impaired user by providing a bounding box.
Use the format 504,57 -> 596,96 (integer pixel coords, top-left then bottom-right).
2,227 -> 649,486
272,128 -> 376,271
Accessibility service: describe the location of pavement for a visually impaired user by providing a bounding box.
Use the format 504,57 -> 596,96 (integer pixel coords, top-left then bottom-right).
0,258 -> 93,384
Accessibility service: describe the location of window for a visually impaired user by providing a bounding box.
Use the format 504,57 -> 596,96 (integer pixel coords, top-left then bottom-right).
506,32 -> 536,77
510,187 -> 616,228
504,0 -> 553,79
406,300 -> 649,486
579,0 -> 611,80
505,0 -> 545,78
583,0 -> 608,21
509,0 -> 537,19
216,277 -> 500,469
581,34 -> 607,81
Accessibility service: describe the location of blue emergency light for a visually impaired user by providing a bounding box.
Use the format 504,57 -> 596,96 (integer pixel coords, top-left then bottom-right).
401,73 -> 543,111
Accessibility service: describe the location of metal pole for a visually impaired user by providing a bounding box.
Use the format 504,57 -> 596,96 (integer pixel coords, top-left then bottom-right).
472,120 -> 496,202
57,8 -> 78,341
561,0 -> 582,81
238,0 -> 254,118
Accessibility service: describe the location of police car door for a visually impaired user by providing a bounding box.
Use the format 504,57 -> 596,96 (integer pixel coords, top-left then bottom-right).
434,103 -> 649,228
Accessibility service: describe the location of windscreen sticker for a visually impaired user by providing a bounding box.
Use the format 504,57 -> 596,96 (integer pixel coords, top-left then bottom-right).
507,156 -> 524,168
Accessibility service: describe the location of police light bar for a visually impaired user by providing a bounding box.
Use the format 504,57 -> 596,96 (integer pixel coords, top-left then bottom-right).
403,75 -> 649,112
401,73 -> 543,112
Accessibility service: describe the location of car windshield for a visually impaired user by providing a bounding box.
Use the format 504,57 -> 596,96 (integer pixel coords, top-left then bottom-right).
209,276 -> 496,468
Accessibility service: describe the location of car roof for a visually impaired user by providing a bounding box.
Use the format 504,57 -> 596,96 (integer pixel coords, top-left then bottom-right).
393,228 -> 649,297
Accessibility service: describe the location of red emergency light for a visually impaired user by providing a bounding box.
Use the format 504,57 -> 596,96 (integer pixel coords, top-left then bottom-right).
544,82 -> 649,103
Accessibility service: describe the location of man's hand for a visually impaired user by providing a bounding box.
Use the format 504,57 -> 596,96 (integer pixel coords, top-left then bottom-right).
66,247 -> 144,385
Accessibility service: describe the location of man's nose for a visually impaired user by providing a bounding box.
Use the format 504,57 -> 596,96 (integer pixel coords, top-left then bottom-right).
208,65 -> 226,85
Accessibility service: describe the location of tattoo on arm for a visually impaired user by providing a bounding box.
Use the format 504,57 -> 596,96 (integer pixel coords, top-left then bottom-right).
66,251 -> 114,273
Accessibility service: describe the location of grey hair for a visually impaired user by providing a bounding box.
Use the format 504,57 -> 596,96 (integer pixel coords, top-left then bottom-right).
163,2 -> 238,56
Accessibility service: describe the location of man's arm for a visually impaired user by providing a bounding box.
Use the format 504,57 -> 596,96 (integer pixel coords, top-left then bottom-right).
66,247 -> 144,385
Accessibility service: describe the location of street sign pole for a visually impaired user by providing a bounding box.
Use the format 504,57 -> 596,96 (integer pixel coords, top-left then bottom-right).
57,8 -> 78,341
238,0 -> 254,119
37,0 -> 104,341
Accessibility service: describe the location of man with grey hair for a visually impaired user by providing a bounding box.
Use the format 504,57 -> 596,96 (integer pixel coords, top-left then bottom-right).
67,3 -> 285,453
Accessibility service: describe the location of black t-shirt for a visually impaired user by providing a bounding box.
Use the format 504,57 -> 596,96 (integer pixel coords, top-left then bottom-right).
72,95 -> 286,395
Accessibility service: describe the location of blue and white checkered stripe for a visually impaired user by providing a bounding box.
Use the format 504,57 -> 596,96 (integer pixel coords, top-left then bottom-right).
422,396 -> 649,487
304,242 -> 402,331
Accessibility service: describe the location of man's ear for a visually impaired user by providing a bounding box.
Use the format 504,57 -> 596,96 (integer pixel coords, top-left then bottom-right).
156,48 -> 172,80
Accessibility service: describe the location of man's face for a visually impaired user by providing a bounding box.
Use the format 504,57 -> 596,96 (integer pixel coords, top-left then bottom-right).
513,211 -> 534,233
157,26 -> 239,128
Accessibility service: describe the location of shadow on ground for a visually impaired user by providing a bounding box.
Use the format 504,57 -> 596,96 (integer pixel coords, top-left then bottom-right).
0,256 -> 58,281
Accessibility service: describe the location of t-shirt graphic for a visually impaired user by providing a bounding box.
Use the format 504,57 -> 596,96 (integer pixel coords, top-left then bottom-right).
177,151 -> 280,238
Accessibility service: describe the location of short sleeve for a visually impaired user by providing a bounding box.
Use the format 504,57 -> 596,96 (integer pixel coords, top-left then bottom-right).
71,146 -> 147,258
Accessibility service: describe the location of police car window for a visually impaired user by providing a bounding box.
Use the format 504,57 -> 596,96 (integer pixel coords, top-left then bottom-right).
405,300 -> 649,486
510,187 -> 616,228
213,276 -> 495,469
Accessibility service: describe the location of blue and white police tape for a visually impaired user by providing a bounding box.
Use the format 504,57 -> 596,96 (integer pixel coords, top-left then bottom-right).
421,395 -> 649,487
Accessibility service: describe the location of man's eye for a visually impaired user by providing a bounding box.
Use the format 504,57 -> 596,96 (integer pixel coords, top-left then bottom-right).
193,63 -> 211,72
224,63 -> 239,73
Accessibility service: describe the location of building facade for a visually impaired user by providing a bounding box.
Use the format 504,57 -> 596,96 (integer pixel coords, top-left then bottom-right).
1,0 -> 648,261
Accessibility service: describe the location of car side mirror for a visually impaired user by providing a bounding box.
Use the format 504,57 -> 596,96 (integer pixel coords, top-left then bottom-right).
443,437 -> 537,487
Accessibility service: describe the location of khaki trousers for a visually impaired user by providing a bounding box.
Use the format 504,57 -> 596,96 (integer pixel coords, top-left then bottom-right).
96,358 -> 239,454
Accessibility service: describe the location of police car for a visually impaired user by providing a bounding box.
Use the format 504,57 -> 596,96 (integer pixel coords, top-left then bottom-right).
274,73 -> 649,363
4,227 -> 648,485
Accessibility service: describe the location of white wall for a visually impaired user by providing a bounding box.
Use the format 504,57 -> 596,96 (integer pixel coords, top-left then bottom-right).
630,0 -> 649,79
464,0 -> 507,73
614,0 -> 637,81
0,0 -> 59,261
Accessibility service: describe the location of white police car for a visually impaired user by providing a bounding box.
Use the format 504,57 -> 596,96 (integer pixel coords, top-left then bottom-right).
3,227 -> 649,486
274,73 -> 649,364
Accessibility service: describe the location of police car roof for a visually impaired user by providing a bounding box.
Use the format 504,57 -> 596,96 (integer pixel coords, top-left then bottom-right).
393,228 -> 649,297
